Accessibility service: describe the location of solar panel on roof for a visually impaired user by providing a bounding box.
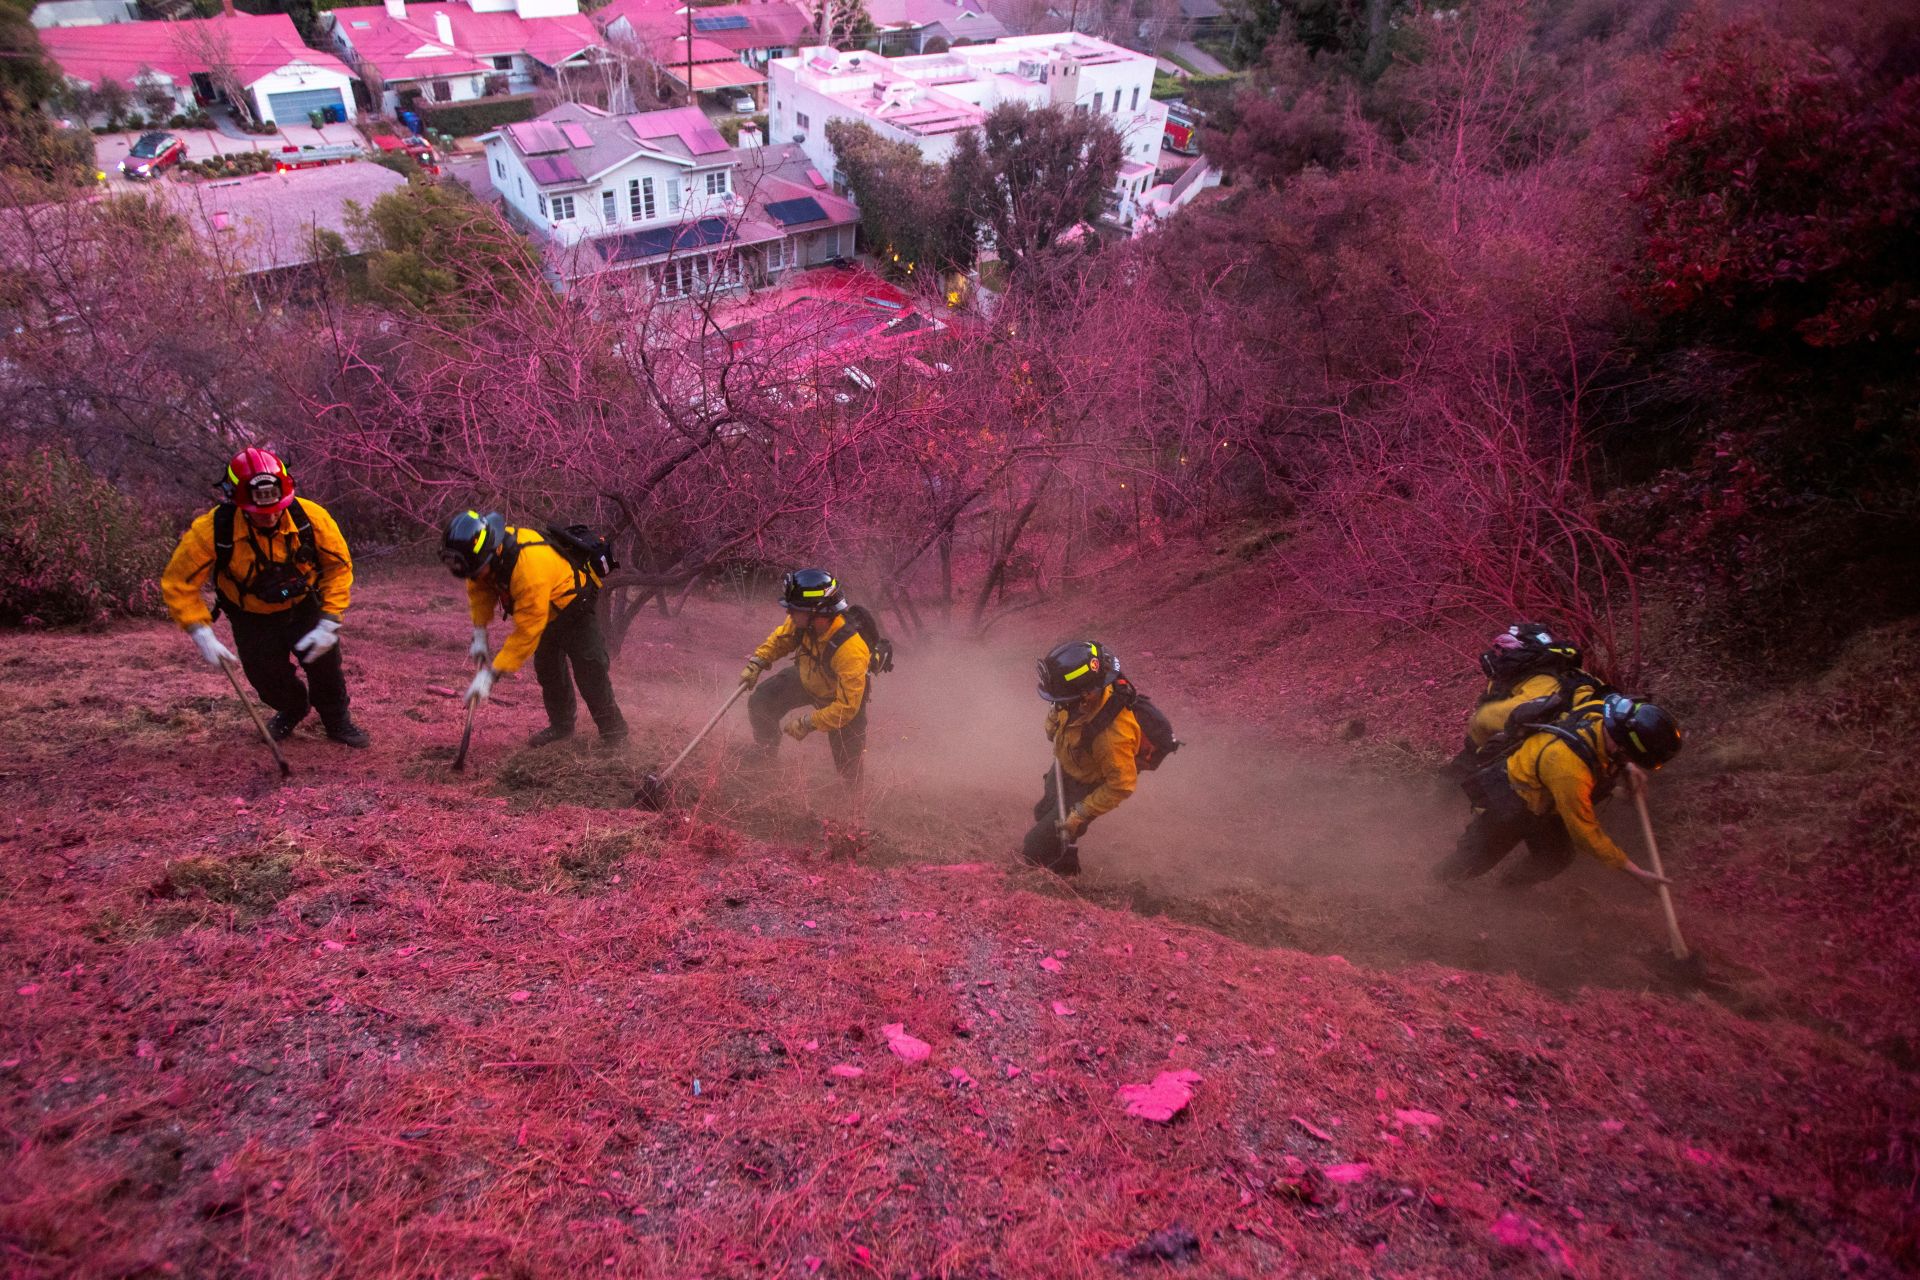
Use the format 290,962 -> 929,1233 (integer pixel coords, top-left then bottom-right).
599,217 -> 732,264
507,120 -> 568,155
693,14 -> 749,31
559,122 -> 593,148
628,108 -> 731,156
526,153 -> 584,184
765,196 -> 828,226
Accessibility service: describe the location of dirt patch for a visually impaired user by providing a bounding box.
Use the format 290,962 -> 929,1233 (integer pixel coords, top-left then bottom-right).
557,826 -> 654,890
492,743 -> 651,811
150,832 -> 345,915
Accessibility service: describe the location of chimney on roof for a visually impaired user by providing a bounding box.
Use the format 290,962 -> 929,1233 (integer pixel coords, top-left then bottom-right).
435,10 -> 454,43
384,0 -> 405,17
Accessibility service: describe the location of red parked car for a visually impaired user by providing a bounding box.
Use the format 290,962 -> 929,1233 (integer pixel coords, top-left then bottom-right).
119,131 -> 186,180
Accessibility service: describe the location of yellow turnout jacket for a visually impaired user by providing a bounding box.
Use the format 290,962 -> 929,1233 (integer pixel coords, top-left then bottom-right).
751,614 -> 870,731
467,528 -> 590,675
1504,711 -> 1629,870
162,499 -> 353,628
1047,686 -> 1141,819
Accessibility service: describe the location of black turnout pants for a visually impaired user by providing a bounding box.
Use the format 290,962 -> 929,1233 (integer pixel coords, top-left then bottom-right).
1435,770 -> 1575,886
1022,768 -> 1100,874
224,596 -> 350,731
535,594 -> 627,738
748,667 -> 867,782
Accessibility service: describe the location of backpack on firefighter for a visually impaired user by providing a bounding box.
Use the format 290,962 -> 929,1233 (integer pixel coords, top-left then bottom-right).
1076,674 -> 1179,770
822,602 -> 895,676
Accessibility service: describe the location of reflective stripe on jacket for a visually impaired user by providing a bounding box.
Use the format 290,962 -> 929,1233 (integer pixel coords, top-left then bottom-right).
467,529 -> 584,675
1504,716 -> 1628,870
1047,686 -> 1141,819
161,500 -> 353,628
751,614 -> 870,731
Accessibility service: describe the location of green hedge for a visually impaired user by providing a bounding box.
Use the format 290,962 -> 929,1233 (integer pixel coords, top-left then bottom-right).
414,93 -> 540,137
1180,72 -> 1243,93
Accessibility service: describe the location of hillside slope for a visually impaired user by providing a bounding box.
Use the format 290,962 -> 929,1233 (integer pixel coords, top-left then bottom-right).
0,572 -> 1915,1277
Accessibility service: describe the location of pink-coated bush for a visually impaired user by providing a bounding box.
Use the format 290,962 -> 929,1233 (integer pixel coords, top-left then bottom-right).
0,448 -> 169,626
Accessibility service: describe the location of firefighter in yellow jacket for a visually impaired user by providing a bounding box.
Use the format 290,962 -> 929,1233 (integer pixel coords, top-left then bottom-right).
1446,623 -> 1602,778
1436,692 -> 1680,888
1022,640 -> 1142,876
160,447 -> 369,747
739,569 -> 870,782
440,510 -> 628,747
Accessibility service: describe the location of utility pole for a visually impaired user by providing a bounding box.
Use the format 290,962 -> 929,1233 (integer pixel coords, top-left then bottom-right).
684,3 -> 694,107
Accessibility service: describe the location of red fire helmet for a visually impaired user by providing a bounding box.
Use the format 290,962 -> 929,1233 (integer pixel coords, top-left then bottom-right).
225,447 -> 296,520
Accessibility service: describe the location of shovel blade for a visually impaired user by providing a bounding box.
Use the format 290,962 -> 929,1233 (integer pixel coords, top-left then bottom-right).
634,773 -> 669,811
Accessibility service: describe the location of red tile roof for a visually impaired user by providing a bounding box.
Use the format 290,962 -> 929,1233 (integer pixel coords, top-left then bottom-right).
328,2 -> 602,79
40,13 -> 351,89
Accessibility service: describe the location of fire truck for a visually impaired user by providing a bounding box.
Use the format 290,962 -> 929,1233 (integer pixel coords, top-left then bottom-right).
270,135 -> 441,176
1162,104 -> 1202,156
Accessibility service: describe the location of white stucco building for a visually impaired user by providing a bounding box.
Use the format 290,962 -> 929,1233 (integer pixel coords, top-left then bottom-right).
767,33 -> 1166,225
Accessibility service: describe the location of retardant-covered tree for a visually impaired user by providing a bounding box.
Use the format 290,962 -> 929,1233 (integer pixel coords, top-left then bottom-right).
0,0 -> 96,192
1209,37 -> 1354,189
1630,21 -> 1920,355
823,120 -> 973,278
948,103 -> 1123,283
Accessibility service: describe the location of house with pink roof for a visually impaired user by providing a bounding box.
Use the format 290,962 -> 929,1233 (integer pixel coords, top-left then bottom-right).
595,1 -> 812,71
38,13 -> 358,125
480,102 -> 858,295
326,0 -> 605,115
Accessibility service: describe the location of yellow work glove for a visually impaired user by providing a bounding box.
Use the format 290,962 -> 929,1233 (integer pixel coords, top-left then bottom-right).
783,713 -> 814,742
740,661 -> 764,690
1056,807 -> 1089,839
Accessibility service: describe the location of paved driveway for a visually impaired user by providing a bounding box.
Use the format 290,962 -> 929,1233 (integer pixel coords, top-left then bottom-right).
444,152 -> 495,203
94,120 -> 368,187
1167,41 -> 1232,75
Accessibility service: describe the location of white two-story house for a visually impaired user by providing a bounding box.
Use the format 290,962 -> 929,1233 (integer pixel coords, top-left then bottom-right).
482,102 -> 859,295
769,33 -> 1167,226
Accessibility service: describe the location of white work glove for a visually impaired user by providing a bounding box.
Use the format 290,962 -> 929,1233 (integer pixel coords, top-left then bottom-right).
465,666 -> 496,706
294,618 -> 341,659
188,624 -> 238,668
469,626 -> 490,667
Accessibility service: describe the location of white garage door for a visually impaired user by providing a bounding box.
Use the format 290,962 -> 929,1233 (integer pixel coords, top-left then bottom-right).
266,86 -> 346,122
